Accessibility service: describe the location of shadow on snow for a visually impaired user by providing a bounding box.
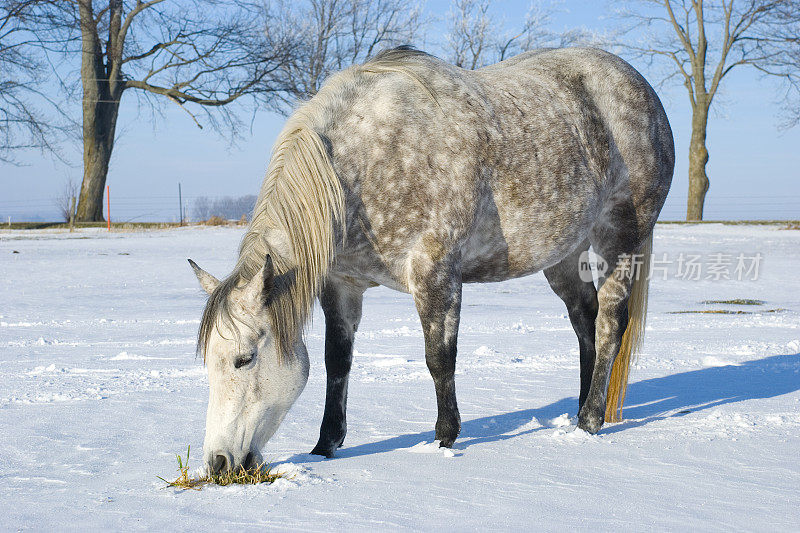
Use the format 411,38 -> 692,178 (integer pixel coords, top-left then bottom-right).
290,352 -> 799,461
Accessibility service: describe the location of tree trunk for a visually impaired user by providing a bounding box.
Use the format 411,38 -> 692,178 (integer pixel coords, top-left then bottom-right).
76,105 -> 119,221
75,0 -> 123,222
686,103 -> 710,221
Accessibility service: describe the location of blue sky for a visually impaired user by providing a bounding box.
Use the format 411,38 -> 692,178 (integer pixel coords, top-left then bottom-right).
2,0 -> 798,221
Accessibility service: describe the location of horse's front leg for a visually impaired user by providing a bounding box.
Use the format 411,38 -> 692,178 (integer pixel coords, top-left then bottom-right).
409,246 -> 463,448
311,278 -> 365,458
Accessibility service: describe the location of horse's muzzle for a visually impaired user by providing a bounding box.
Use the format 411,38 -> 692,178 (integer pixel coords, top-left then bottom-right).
205,448 -> 263,474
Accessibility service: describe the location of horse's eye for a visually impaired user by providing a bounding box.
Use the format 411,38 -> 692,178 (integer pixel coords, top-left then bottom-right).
234,352 -> 255,369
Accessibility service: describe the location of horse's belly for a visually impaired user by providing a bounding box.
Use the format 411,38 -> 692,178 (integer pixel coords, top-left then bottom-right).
461,184 -> 597,283
461,225 -> 583,283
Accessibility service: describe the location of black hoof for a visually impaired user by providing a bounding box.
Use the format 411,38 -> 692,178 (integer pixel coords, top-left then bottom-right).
435,419 -> 460,448
312,424 -> 345,458
577,409 -> 603,434
310,443 -> 337,458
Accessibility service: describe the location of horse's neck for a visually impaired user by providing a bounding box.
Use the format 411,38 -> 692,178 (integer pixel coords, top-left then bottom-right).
260,228 -> 294,267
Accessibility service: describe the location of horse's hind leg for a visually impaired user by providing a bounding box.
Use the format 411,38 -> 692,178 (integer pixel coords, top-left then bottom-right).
578,228 -> 644,434
544,240 -> 599,411
409,245 -> 463,448
311,277 -> 366,458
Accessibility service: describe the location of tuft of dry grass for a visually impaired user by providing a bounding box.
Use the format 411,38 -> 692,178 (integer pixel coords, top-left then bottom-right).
701,299 -> 765,306
203,216 -> 228,226
206,464 -> 286,487
669,298 -> 786,315
670,309 -> 748,315
158,446 -> 285,491
668,308 -> 785,315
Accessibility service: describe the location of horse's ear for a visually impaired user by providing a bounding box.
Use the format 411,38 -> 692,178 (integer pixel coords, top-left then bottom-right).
239,255 -> 275,310
188,259 -> 220,295
263,254 -> 275,298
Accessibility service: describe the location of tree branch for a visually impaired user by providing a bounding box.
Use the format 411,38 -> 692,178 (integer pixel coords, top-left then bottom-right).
124,77 -> 260,106
118,0 -> 164,45
664,0 -> 696,63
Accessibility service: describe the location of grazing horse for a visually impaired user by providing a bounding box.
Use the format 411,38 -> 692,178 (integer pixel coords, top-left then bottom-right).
189,47 -> 674,473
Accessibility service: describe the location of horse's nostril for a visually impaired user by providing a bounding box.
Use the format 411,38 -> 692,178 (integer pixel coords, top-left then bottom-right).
243,450 -> 263,471
212,454 -> 229,474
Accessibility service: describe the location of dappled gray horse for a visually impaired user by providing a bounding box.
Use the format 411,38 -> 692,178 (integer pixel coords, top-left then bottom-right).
189,47 -> 673,473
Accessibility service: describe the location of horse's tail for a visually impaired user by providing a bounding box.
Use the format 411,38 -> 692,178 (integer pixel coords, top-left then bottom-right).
604,232 -> 652,422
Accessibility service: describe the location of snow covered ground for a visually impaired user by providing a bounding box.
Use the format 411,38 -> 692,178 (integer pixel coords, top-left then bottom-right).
1,224 -> 798,531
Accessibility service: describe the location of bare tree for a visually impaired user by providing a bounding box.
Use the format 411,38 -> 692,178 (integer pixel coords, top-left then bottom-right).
446,0 -> 491,69
265,0 -> 422,110
191,195 -> 212,222
22,1 -> 295,221
54,177 -> 78,221
191,194 -> 255,221
618,1 -> 800,221
444,0 -> 598,70
0,0 -> 61,162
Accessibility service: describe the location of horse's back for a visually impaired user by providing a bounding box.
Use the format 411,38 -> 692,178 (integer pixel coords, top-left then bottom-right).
319,48 -> 673,287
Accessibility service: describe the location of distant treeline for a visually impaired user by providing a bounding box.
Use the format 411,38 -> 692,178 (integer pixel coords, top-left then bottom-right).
192,195 -> 257,222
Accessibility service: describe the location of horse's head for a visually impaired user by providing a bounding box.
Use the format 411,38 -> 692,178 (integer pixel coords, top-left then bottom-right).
189,256 -> 309,474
